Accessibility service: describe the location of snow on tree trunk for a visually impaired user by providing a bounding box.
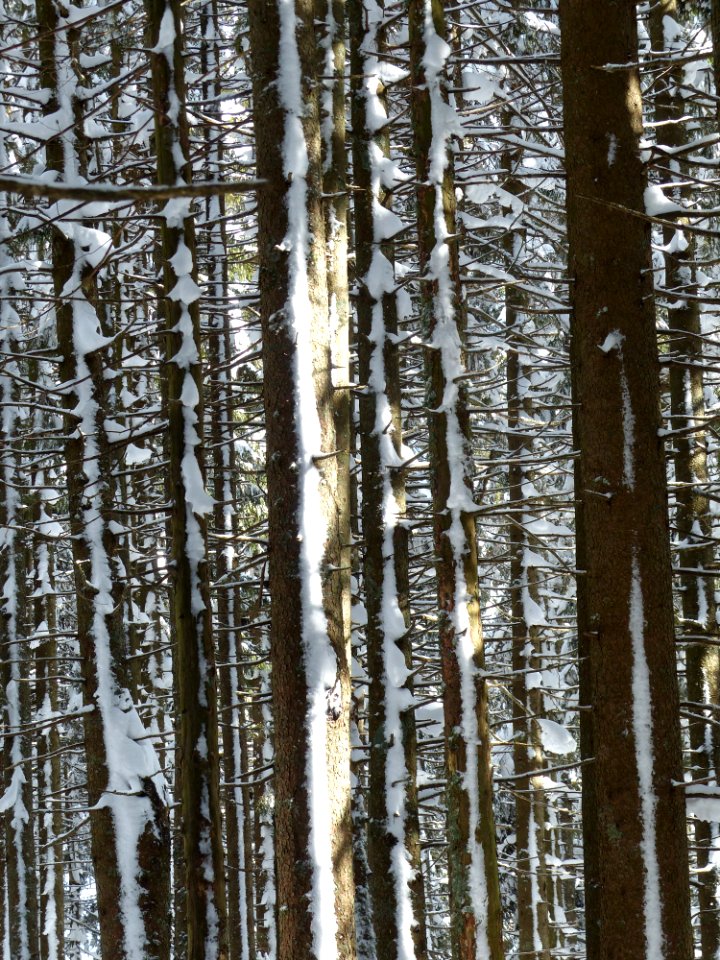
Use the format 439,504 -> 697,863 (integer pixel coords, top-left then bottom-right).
145,0 -> 228,956
349,2 -> 428,958
501,67 -> 554,956
248,1 -> 356,957
200,4 -> 251,954
317,7 -> 357,954
36,3 -> 172,958
560,2 -> 693,957
0,195 -> 38,960
649,4 -> 720,954
409,2 -> 505,959
31,469 -> 64,960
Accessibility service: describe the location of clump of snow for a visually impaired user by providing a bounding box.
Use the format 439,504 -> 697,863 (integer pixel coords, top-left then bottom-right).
644,184 -> 682,216
536,719 -> 576,756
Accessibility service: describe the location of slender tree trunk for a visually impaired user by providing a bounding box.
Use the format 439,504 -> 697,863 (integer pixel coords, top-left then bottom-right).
350,2 -> 428,957
409,3 -> 504,959
650,5 -> 720,953
251,674 -> 276,960
560,3 -> 693,957
507,348 -> 553,960
318,7 -> 357,955
0,28 -> 37,956
197,4 -> 251,957
500,72 -> 553,957
145,0 -> 229,954
0,263 -> 38,960
38,4 -> 171,957
31,474 -> 64,960
248,2 -> 356,957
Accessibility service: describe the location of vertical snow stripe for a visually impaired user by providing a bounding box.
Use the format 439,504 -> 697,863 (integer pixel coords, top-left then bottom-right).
358,1 -> 418,951
629,557 -> 663,958
275,1 -> 339,956
45,9 -> 168,958
421,4 -> 491,957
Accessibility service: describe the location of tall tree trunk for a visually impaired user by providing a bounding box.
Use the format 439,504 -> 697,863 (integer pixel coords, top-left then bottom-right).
507,330 -> 553,960
198,3 -> 251,957
0,239 -> 38,960
318,8 -> 357,956
499,43 -> 554,954
145,0 -> 228,956
350,2 -> 428,957
38,5 -> 171,958
560,3 -> 693,957
650,4 -> 720,953
31,473 -> 64,960
409,3 -> 505,959
248,2 -> 356,957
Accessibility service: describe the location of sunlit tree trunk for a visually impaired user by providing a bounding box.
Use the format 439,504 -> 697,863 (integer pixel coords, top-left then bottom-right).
317,8 -> 356,955
248,2 -> 356,956
409,2 -> 505,958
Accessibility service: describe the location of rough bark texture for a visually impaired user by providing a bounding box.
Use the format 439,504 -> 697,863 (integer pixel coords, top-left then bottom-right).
145,0 -> 228,955
409,2 -> 504,959
560,3 -> 693,958
650,4 -> 720,952
39,4 -> 171,958
318,4 -> 357,954
349,2 -> 428,957
248,2 -> 355,958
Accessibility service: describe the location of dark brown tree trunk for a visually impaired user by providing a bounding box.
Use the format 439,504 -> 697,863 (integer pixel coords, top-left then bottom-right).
349,1 -> 428,957
145,0 -> 228,955
560,3 -> 693,957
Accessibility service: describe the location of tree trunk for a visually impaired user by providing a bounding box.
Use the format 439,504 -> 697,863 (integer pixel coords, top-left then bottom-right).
318,7 -> 357,954
560,3 -> 693,957
31,474 -> 64,960
350,2 -> 428,957
409,2 -> 505,959
0,262 -> 38,960
501,63 -> 554,958
145,0 -> 229,956
650,4 -> 720,953
39,4 -> 171,958
248,2 -> 356,957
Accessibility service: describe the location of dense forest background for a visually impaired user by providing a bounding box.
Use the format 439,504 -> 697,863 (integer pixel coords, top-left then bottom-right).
0,0 -> 715,958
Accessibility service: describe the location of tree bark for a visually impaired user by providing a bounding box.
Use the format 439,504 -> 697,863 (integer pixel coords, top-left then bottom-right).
38,4 -> 171,957
145,0 -> 229,956
248,2 -> 356,957
650,4 -> 720,953
350,2 -> 428,957
560,3 -> 693,957
409,2 -> 505,959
